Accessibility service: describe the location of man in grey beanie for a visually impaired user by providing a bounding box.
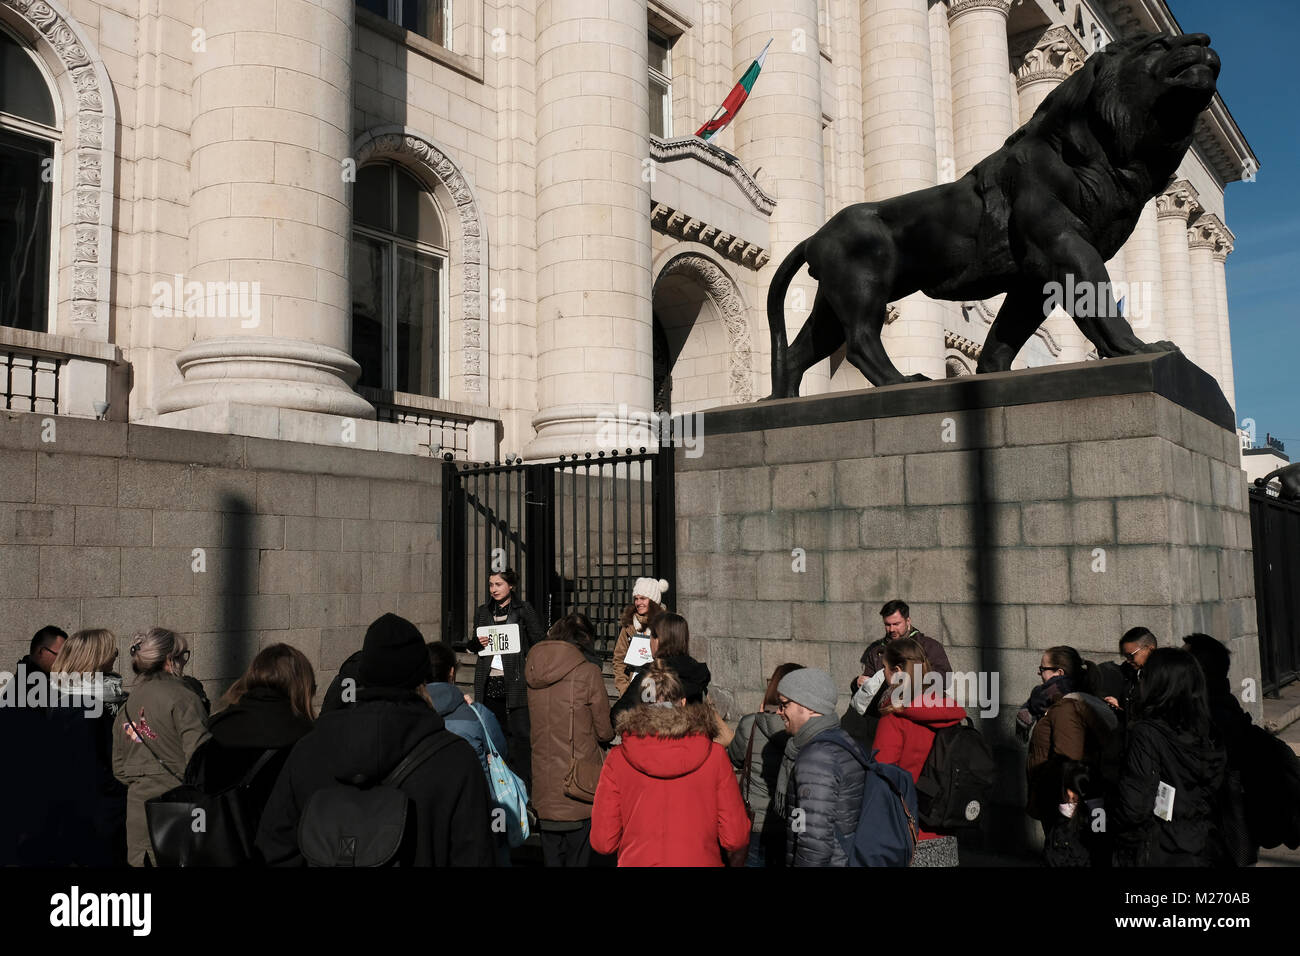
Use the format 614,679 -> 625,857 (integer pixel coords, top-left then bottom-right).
774,668 -> 867,866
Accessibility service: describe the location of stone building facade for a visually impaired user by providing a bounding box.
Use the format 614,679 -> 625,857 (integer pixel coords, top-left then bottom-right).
0,0 -> 1256,463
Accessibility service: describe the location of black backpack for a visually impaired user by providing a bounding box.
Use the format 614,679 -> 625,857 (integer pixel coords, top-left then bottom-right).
297,733 -> 458,867
915,717 -> 996,830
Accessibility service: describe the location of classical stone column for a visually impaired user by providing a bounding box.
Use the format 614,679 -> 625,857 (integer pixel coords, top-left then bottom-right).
860,0 -> 945,379
948,0 -> 1014,178
733,0 -> 828,394
831,0 -> 866,212
1013,26 -> 1088,364
527,0 -> 653,458
1188,213 -> 1230,391
1210,223 -> 1238,412
1122,199 -> 1166,341
159,0 -> 372,419
1155,181 -> 1201,364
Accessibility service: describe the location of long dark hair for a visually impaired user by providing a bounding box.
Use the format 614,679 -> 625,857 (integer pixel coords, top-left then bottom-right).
648,612 -> 689,658
1135,647 -> 1212,739
221,643 -> 317,720
1044,645 -> 1095,693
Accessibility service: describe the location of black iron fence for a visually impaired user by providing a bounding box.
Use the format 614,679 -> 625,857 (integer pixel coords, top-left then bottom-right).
442,449 -> 676,658
1249,486 -> 1300,694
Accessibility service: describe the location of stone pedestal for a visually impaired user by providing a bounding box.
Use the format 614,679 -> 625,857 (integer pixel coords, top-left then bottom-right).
675,351 -> 1258,851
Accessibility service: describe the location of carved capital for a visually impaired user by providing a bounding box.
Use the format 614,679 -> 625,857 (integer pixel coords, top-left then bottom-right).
948,0 -> 1013,23
1014,26 -> 1088,87
1155,180 -> 1201,222
1188,212 -> 1235,260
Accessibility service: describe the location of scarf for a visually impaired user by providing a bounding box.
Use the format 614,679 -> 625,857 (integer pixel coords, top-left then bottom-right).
1016,674 -> 1075,739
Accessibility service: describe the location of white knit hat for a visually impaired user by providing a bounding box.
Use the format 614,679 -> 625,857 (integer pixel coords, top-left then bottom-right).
632,577 -> 669,605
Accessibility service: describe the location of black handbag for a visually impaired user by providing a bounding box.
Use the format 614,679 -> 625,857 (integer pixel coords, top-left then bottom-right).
146,748 -> 279,867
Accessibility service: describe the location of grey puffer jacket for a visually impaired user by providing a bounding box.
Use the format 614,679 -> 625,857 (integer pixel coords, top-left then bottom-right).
784,717 -> 866,867
727,710 -> 788,833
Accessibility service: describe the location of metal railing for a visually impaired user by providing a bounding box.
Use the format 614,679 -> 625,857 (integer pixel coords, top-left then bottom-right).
358,386 -> 499,461
1,348 -> 62,413
1249,486 -> 1300,694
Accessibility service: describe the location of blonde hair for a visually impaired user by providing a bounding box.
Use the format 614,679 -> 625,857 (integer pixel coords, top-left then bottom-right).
50,628 -> 118,675
129,627 -> 188,677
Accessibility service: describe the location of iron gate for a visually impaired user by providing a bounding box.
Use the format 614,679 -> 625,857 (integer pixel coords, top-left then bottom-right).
442,449 -> 676,659
1249,486 -> 1300,695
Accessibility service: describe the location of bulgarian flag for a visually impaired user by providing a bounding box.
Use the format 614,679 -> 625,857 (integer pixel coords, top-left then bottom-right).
695,38 -> 773,141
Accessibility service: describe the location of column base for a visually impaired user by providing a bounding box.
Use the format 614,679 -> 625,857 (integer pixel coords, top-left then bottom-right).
157,337 -> 375,419
525,403 -> 662,461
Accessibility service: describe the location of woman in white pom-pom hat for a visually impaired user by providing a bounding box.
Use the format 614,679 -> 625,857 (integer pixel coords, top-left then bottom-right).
611,577 -> 669,696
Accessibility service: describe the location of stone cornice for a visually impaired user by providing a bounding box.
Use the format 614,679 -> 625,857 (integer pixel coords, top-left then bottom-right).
945,329 -> 983,360
650,201 -> 769,270
947,0 -> 1012,22
1188,213 -> 1235,260
1013,25 -> 1088,87
1155,180 -> 1201,221
650,136 -> 776,215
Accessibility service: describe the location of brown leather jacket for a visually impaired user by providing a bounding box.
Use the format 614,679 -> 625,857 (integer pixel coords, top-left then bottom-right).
525,640 -> 614,822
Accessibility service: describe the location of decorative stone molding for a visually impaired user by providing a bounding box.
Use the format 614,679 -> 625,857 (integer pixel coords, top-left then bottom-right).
960,300 -> 1062,357
945,353 -> 975,377
654,253 -> 755,403
354,127 -> 490,394
945,330 -> 983,361
1155,180 -> 1201,222
947,0 -> 1012,22
651,200 -> 768,271
1014,25 -> 1088,87
1,0 -> 117,339
650,135 -> 776,215
885,304 -> 901,325
1187,212 -> 1234,259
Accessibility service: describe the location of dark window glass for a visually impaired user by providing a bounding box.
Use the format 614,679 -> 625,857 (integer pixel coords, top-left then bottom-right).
394,167 -> 444,245
0,129 -> 53,331
0,31 -> 56,127
356,0 -> 388,19
350,234 -> 388,390
401,0 -> 447,45
354,163 -> 391,231
394,247 -> 440,395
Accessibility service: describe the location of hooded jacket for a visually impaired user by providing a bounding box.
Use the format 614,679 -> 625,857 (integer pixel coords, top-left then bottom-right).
590,702 -> 750,866
874,698 -> 967,840
472,596 -> 545,710
255,689 -> 495,867
426,682 -> 507,780
184,686 -> 315,859
785,716 -> 866,867
1112,717 -> 1227,867
609,653 -> 711,725
727,710 -> 789,835
1026,691 -> 1120,822
525,640 -> 614,822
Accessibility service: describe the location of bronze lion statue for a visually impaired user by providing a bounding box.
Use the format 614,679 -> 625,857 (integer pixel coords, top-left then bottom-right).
765,32 -> 1221,396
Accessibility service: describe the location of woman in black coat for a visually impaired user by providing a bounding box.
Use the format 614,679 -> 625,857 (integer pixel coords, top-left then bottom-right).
1112,647 -> 1227,867
185,644 -> 316,862
470,568 -> 544,789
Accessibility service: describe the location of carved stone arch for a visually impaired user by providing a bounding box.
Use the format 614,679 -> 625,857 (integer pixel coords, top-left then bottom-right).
0,0 -> 117,339
353,127 -> 490,399
652,251 -> 755,403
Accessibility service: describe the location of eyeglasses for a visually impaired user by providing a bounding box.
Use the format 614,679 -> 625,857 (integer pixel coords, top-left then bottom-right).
1037,666 -> 1062,676
1122,650 -> 1141,662
777,697 -> 795,711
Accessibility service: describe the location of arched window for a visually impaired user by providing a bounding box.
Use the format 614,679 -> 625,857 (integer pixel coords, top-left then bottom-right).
0,27 -> 58,332
351,162 -> 448,398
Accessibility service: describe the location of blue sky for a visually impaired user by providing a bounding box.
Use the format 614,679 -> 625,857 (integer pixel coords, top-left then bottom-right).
1168,0 -> 1298,452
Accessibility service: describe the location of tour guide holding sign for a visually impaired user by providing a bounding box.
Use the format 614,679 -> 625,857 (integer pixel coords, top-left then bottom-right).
471,569 -> 545,789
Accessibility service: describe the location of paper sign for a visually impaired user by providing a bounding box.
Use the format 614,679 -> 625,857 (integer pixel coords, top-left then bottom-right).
1154,781 -> 1175,821
477,624 -> 522,657
624,636 -> 653,667
852,669 -> 887,715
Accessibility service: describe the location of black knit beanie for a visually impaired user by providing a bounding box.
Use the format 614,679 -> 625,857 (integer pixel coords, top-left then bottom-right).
358,613 -> 432,690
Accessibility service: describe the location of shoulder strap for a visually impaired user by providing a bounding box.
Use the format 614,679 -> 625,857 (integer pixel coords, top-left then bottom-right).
467,703 -> 504,760
122,704 -> 185,784
383,732 -> 458,789
741,714 -> 761,804
236,748 -> 282,789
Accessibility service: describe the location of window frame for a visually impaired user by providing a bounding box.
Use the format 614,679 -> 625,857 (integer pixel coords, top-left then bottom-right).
364,0 -> 452,50
352,163 -> 451,400
648,27 -> 673,139
0,23 -> 61,336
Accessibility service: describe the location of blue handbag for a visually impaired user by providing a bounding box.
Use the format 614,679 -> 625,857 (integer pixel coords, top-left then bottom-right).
469,705 -> 531,847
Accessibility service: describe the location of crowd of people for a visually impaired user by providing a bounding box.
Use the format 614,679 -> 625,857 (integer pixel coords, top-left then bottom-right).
1,579 -> 1297,868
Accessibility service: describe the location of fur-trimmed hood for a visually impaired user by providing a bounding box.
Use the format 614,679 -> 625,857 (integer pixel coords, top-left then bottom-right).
616,703 -> 717,780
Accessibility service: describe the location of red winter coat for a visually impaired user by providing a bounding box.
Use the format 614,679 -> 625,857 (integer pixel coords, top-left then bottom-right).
874,697 -> 967,840
591,702 -> 750,867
